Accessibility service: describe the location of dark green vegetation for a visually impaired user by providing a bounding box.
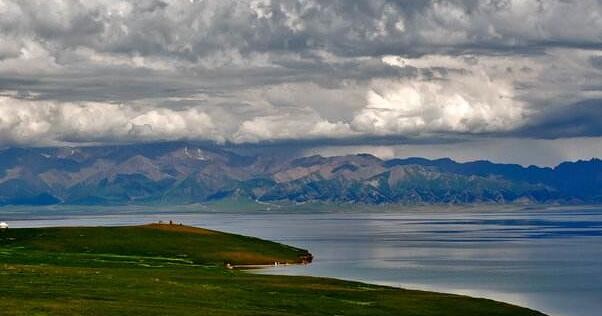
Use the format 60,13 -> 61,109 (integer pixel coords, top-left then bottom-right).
0,224 -> 311,266
0,142 -> 601,206
0,225 -> 545,316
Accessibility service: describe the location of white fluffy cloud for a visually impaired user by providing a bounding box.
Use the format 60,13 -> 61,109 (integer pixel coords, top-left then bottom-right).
234,113 -> 352,143
352,80 -> 525,135
350,54 -> 531,135
0,95 -> 353,145
0,96 -> 221,145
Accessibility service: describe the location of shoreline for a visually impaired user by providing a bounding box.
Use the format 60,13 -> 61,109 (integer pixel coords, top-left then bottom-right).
254,265 -> 550,316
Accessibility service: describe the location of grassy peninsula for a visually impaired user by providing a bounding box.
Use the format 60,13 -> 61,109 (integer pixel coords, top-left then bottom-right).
0,224 -> 545,316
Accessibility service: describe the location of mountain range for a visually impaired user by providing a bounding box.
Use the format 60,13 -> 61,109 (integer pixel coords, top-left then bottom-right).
0,142 -> 600,206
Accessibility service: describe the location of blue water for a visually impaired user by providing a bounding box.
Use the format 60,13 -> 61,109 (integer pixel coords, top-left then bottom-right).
2,206 -> 601,316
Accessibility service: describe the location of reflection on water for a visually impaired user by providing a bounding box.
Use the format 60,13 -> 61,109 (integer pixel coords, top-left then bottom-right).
2,206 -> 602,316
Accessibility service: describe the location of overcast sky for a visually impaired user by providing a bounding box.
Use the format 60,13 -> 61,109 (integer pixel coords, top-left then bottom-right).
0,0 -> 601,165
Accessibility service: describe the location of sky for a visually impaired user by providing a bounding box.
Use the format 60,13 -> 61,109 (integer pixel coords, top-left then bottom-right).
0,0 -> 601,166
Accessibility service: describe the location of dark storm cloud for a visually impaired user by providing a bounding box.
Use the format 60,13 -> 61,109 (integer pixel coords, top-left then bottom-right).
515,99 -> 602,139
5,1 -> 602,58
0,0 -> 601,146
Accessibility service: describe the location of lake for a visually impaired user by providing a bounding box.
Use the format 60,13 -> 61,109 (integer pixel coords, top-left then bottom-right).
1,205 -> 601,316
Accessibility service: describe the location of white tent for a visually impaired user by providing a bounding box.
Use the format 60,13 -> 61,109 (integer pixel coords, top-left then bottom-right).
0,222 -> 8,229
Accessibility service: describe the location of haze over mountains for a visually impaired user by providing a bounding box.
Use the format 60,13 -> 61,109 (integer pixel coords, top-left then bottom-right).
0,142 -> 600,206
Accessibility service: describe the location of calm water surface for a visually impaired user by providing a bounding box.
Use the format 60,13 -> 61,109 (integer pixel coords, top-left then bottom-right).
2,206 -> 601,316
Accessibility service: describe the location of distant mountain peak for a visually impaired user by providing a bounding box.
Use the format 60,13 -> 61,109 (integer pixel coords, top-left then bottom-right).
0,142 -> 600,206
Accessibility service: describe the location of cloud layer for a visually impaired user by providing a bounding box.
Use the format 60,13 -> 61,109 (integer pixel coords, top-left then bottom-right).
0,0 -> 602,146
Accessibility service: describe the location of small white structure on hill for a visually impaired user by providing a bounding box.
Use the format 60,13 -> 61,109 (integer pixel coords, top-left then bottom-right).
0,222 -> 8,229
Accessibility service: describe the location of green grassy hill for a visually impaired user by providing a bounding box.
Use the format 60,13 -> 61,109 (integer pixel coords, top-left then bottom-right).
0,224 -> 311,266
0,224 -> 546,316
